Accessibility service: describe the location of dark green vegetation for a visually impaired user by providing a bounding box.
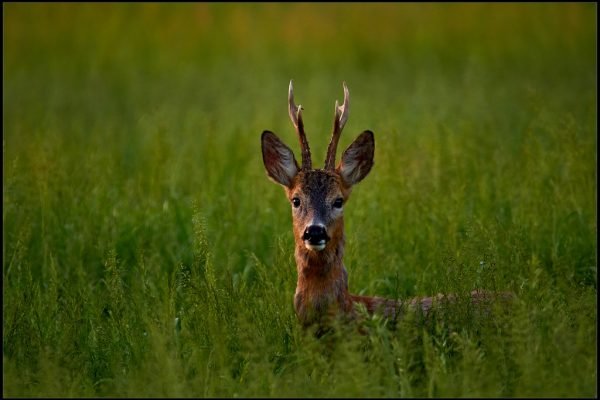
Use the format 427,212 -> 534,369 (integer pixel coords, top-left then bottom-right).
3,3 -> 596,397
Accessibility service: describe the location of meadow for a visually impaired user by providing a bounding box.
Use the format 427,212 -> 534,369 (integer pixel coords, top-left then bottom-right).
3,3 -> 597,397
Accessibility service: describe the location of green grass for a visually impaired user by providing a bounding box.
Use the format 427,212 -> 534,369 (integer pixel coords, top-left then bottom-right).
3,3 -> 596,397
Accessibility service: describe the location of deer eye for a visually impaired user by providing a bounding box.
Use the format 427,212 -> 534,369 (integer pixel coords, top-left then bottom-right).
292,197 -> 301,208
333,198 -> 343,209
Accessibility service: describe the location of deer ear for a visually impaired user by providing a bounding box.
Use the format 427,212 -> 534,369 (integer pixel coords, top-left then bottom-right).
261,130 -> 299,188
337,130 -> 374,187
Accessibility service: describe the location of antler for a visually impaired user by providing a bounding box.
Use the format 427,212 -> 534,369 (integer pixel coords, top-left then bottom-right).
324,82 -> 349,170
288,80 -> 312,170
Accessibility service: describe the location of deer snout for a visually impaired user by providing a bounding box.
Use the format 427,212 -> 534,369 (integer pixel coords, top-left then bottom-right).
302,225 -> 329,251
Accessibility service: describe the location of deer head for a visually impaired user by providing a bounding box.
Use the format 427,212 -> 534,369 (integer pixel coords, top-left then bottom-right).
261,81 -> 374,256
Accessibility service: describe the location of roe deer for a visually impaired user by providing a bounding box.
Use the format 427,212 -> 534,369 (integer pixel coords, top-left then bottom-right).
261,81 -> 512,334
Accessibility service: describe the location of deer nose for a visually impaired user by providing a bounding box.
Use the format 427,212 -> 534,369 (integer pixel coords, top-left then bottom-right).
302,225 -> 329,245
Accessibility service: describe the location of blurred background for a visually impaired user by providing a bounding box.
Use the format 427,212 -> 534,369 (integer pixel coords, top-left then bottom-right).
3,3 -> 597,397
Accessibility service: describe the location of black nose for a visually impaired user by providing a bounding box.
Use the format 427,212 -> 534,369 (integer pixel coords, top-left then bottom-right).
302,225 -> 329,244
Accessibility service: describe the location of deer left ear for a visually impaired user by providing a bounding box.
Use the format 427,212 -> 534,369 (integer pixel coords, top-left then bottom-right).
261,130 -> 299,188
337,130 -> 374,187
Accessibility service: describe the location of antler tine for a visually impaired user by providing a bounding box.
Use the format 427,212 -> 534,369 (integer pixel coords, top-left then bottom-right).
324,81 -> 349,170
288,80 -> 312,169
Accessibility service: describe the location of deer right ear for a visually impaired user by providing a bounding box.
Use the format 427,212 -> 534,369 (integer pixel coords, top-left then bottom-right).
261,130 -> 299,188
337,130 -> 375,187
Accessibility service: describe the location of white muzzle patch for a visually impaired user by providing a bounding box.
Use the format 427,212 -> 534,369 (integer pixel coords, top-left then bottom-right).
304,240 -> 326,251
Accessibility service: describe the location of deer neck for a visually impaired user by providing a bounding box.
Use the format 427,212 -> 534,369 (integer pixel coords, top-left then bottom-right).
294,233 -> 346,280
293,227 -> 354,327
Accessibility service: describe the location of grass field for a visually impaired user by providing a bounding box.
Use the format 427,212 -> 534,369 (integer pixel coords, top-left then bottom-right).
3,3 -> 597,397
